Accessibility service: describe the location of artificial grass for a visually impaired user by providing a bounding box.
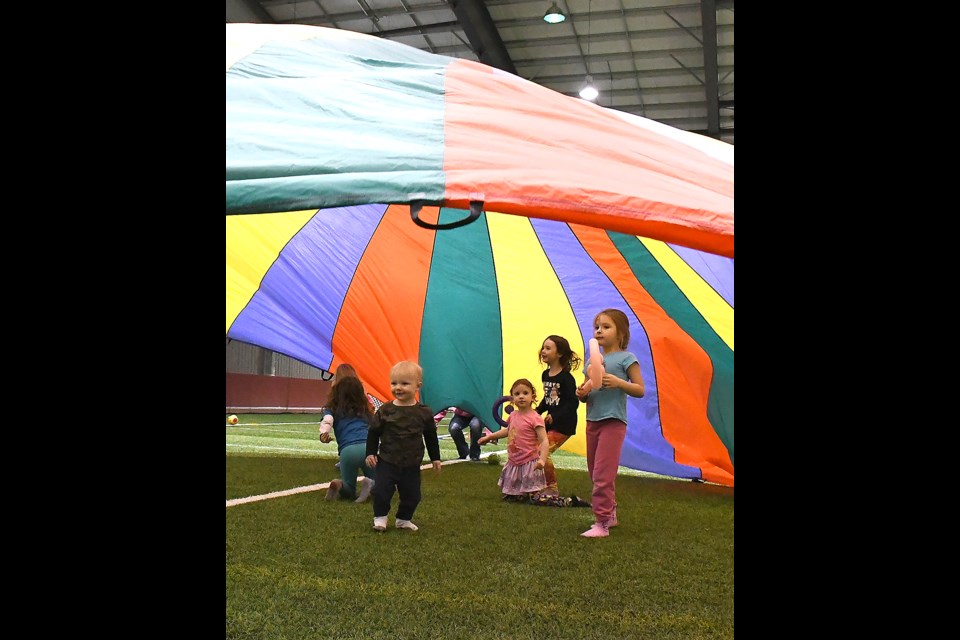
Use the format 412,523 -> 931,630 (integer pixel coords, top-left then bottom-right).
226,417 -> 734,640
225,413 -> 679,490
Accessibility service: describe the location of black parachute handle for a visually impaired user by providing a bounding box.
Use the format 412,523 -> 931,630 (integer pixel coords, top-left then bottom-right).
410,200 -> 483,230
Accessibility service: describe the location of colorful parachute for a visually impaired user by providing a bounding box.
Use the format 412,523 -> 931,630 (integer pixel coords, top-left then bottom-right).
226,24 -> 734,486
226,23 -> 733,258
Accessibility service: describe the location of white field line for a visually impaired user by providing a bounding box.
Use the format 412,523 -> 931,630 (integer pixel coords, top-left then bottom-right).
226,482 -> 331,506
225,439 -> 450,454
226,453 -> 497,508
226,439 -> 453,453
226,443 -> 326,453
230,427 -> 318,435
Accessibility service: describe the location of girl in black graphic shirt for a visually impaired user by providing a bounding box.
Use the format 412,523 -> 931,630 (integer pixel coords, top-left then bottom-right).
535,335 -> 582,499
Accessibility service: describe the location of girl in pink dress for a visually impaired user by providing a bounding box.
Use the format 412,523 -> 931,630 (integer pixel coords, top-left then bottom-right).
478,378 -> 549,501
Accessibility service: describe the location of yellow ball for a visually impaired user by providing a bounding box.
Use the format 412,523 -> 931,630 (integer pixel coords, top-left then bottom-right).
227,414 -> 239,425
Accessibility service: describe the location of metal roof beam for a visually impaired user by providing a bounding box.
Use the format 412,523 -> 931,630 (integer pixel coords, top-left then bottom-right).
449,0 -> 516,75
701,0 -> 720,138
371,20 -> 462,38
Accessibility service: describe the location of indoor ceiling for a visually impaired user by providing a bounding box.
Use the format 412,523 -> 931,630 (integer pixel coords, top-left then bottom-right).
226,0 -> 733,144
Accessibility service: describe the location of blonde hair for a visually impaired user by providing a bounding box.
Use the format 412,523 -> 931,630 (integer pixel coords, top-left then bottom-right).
390,360 -> 423,382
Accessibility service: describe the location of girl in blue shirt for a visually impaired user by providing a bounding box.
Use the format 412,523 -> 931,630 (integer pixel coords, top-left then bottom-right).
320,376 -> 377,503
575,309 -> 645,538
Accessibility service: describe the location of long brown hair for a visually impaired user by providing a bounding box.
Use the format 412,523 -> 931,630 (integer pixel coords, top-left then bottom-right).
325,376 -> 374,419
333,363 -> 359,384
540,334 -> 582,371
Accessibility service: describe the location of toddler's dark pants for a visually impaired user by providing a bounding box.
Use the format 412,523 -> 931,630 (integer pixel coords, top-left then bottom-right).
371,458 -> 422,521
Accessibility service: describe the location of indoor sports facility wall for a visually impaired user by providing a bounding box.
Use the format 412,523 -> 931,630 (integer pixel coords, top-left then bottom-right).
227,340 -> 333,413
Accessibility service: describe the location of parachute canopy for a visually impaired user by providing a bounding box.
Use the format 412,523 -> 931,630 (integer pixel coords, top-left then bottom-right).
226,23 -> 733,258
226,24 -> 734,486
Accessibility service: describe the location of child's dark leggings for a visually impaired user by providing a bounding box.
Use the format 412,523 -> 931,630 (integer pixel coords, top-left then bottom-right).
371,458 -> 423,521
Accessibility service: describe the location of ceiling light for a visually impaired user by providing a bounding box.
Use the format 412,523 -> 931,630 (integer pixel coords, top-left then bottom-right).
543,2 -> 566,24
579,75 -> 598,101
578,0 -> 598,101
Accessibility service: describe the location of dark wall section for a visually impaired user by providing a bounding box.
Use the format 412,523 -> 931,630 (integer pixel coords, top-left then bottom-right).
227,372 -> 332,414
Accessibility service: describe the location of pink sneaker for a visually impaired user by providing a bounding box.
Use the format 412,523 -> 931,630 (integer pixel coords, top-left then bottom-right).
580,523 -> 609,538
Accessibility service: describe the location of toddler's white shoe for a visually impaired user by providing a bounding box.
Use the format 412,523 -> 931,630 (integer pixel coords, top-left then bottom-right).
373,516 -> 387,532
395,519 -> 419,531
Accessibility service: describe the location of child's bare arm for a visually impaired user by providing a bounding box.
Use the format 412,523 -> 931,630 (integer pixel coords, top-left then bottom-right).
478,427 -> 507,444
535,426 -> 548,469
